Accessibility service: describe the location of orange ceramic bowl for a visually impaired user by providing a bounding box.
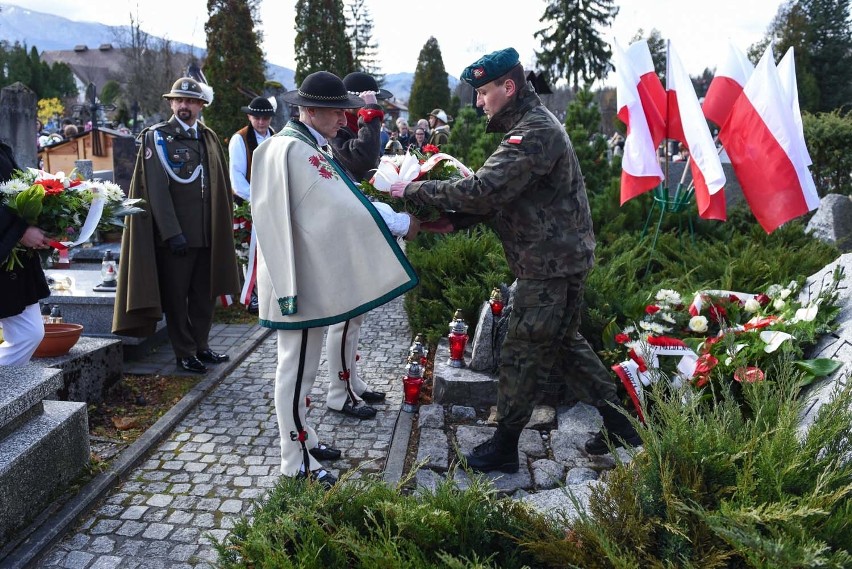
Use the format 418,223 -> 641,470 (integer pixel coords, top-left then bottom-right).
33,323 -> 84,358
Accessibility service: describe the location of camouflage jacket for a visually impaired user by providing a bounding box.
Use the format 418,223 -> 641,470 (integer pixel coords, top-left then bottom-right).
404,83 -> 596,279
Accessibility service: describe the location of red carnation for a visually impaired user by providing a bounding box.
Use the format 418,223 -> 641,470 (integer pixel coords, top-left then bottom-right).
422,144 -> 440,154
708,304 -> 728,323
645,305 -> 660,315
614,333 -> 629,344
755,293 -> 770,307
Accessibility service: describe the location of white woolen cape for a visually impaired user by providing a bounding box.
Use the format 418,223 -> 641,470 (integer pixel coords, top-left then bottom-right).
251,126 -> 418,329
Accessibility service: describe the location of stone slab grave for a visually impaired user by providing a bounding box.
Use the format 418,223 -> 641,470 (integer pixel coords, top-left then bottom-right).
43,266 -> 167,350
0,365 -> 89,551
30,336 -> 122,403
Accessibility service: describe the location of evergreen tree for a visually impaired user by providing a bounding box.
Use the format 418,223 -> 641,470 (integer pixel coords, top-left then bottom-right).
535,0 -> 619,90
752,0 -> 851,113
408,37 -> 450,123
564,87 -> 612,195
294,0 -> 354,84
204,0 -> 266,140
0,41 -> 77,100
346,0 -> 381,79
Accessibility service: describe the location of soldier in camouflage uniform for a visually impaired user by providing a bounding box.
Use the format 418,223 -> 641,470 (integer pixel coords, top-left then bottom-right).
391,48 -> 640,472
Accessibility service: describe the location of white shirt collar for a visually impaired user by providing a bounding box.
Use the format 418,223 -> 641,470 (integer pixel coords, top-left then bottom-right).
302,123 -> 328,147
174,117 -> 197,133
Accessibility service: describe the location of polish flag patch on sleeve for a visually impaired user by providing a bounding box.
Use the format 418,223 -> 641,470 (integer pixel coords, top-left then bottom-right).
507,135 -> 523,144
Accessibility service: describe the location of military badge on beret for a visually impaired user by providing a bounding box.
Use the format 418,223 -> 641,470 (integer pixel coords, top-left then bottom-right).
461,47 -> 521,89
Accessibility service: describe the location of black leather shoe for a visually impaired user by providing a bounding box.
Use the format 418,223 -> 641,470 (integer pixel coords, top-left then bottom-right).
359,390 -> 386,403
336,401 -> 377,419
196,349 -> 230,364
309,444 -> 342,461
298,468 -> 338,489
177,356 -> 207,374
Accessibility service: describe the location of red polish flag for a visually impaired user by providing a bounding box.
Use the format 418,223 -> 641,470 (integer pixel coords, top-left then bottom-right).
612,39 -> 664,204
719,46 -> 820,233
703,42 -> 753,128
665,43 -> 727,221
626,40 -> 667,146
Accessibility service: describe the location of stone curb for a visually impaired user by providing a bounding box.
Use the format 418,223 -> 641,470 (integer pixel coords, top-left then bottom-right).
382,408 -> 414,487
0,327 -> 272,569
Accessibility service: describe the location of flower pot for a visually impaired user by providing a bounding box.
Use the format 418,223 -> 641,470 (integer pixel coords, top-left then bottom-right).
33,323 -> 84,358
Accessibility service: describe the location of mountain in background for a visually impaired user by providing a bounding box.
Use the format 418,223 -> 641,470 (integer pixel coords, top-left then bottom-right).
0,2 -> 459,103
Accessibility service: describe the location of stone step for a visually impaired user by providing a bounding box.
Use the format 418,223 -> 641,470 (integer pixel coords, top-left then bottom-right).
0,399 -> 89,550
28,337 -> 123,404
0,365 -> 63,435
432,338 -> 498,408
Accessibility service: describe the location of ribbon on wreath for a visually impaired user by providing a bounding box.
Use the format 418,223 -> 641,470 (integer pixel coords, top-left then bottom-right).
240,227 -> 258,306
612,336 -> 699,421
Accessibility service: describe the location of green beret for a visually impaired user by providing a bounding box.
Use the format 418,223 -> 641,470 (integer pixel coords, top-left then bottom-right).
461,47 -> 520,88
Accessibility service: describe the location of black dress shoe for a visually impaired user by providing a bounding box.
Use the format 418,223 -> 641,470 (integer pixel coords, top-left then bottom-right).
297,468 -> 338,489
309,443 -> 342,461
359,390 -> 386,403
336,401 -> 377,419
177,356 -> 207,374
196,349 -> 230,364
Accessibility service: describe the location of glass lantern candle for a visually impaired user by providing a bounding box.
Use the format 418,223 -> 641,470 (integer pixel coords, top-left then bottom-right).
409,333 -> 427,367
402,355 -> 424,412
489,287 -> 504,317
99,250 -> 118,288
447,309 -> 469,368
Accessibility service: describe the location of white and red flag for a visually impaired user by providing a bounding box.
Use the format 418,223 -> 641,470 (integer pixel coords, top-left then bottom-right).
665,42 -> 727,221
719,46 -> 820,233
626,40 -> 667,146
702,42 -> 753,128
777,47 -> 813,167
612,39 -> 665,204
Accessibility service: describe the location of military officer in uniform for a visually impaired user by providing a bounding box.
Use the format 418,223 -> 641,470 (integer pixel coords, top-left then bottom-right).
113,77 -> 241,374
391,48 -> 641,472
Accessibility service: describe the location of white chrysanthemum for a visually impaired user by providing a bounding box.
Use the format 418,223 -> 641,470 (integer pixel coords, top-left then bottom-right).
689,315 -> 708,333
744,298 -> 761,313
0,179 -> 29,194
639,321 -> 653,331
660,312 -> 677,324
655,288 -> 682,306
622,325 -> 636,335
649,323 -> 668,334
101,181 -> 126,202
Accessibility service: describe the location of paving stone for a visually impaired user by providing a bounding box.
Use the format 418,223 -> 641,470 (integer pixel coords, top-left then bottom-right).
89,556 -> 123,569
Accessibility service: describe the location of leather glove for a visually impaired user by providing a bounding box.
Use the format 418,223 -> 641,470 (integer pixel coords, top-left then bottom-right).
167,233 -> 188,256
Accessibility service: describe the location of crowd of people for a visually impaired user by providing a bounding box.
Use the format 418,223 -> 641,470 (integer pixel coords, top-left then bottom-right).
3,47 -> 641,489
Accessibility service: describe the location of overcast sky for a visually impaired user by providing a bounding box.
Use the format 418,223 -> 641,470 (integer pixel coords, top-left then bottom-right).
8,0 -> 784,81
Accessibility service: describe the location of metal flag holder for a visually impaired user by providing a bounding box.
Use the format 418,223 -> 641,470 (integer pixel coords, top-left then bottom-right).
639,150 -> 698,278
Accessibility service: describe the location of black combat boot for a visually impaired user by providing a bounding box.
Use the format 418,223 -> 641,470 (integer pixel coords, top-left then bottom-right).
585,404 -> 643,455
464,425 -> 522,473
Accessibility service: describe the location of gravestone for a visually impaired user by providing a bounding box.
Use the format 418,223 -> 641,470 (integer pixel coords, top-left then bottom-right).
805,194 -> 852,253
0,82 -> 38,168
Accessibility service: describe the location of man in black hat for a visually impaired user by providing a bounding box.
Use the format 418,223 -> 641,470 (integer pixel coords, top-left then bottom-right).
390,48 -> 641,473
322,71 -> 418,421
228,96 -> 277,314
250,71 -> 419,487
113,76 -> 241,374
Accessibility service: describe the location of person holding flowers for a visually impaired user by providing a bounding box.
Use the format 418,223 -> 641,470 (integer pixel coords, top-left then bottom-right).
391,47 -> 641,471
0,140 -> 50,366
112,77 -> 241,374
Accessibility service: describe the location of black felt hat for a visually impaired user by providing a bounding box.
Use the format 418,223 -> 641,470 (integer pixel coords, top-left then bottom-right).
342,71 -> 393,100
240,96 -> 276,116
282,71 -> 365,108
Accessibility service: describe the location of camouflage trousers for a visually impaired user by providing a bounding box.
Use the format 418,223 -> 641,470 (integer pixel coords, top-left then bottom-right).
496,275 -> 618,431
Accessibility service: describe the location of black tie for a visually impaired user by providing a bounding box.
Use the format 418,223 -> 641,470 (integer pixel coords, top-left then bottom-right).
187,127 -> 196,139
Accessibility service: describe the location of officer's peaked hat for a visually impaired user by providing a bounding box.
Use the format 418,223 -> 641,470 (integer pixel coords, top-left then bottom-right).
282,71 -> 364,109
